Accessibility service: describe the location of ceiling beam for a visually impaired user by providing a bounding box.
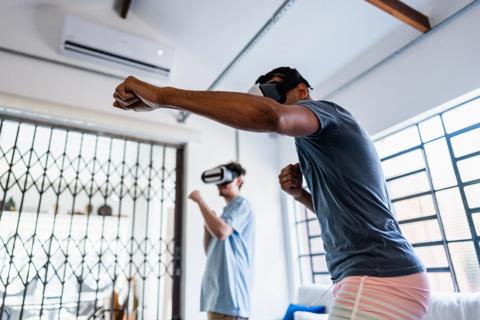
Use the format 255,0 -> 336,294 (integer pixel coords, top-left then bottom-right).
366,0 -> 431,33
115,0 -> 132,19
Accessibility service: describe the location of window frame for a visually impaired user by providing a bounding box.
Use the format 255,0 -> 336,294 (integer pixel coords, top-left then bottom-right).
377,97 -> 480,292
292,95 -> 480,292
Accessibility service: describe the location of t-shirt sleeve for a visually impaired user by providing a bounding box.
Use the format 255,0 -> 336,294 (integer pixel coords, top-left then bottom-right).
297,100 -> 340,136
222,199 -> 252,234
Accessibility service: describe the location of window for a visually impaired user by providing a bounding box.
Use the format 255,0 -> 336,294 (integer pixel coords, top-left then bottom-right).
294,95 -> 480,292
0,114 -> 184,319
375,96 -> 480,292
294,201 -> 331,286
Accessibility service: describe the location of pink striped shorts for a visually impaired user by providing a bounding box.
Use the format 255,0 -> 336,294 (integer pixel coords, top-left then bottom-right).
330,272 -> 431,320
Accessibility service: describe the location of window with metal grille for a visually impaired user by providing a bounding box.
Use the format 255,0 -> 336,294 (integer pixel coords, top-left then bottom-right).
375,96 -> 480,292
294,95 -> 480,292
293,200 -> 330,286
0,112 -> 184,320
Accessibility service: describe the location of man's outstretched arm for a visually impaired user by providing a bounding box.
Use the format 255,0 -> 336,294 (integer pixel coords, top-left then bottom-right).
113,76 -> 320,137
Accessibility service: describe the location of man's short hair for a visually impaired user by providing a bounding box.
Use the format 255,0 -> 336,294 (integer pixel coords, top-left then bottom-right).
223,161 -> 246,177
255,66 -> 312,89
222,162 -> 246,188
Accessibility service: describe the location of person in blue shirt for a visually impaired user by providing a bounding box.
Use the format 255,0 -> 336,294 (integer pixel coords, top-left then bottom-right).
113,66 -> 430,319
188,162 -> 254,320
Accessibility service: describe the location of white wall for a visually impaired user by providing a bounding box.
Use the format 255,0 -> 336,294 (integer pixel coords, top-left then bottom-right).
325,2 -> 480,135
238,131 -> 290,319
0,4 -> 291,320
275,135 -> 302,301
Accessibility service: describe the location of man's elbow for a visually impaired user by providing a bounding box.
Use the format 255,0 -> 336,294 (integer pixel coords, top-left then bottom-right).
253,100 -> 283,133
214,226 -> 233,240
217,233 -> 228,241
267,104 -> 287,134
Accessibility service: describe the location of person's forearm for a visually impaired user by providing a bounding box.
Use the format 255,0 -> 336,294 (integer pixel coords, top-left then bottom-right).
203,226 -> 211,255
195,198 -> 231,239
294,189 -> 315,212
160,88 -> 282,132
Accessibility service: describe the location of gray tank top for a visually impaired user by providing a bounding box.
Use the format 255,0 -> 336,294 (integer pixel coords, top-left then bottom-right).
295,100 -> 424,282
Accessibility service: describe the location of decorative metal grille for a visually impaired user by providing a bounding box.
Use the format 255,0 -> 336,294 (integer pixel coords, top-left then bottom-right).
0,113 -> 184,320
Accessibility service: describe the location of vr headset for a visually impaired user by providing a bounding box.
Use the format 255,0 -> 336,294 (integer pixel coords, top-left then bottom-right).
201,166 -> 238,185
247,70 -> 308,104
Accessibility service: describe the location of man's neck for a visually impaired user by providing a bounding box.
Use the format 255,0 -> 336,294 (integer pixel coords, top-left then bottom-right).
292,96 -> 312,105
224,193 -> 240,204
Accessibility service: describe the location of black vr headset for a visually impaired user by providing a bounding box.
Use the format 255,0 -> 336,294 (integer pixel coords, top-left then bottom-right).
201,166 -> 239,185
247,69 -> 311,104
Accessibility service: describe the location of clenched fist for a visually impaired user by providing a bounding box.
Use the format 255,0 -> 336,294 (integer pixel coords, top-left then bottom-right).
113,76 -> 164,112
188,190 -> 203,203
278,163 -> 303,198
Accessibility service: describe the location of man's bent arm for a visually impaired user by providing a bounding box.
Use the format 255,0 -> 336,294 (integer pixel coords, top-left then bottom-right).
294,188 -> 315,212
195,197 -> 233,240
203,226 -> 212,255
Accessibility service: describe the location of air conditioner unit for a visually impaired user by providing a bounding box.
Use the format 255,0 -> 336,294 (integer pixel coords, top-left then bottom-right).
60,15 -> 174,78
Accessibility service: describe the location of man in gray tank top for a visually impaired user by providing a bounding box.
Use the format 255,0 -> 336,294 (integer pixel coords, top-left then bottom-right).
113,66 -> 430,319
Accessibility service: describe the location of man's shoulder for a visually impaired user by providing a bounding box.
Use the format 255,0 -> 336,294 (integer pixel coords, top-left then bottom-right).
237,196 -> 252,209
297,99 -> 335,108
235,196 -> 255,216
299,100 -> 350,114
225,196 -> 249,210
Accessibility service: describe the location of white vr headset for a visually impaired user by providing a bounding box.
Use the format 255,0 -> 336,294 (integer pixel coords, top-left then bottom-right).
247,69 -> 308,103
247,83 -> 285,102
201,166 -> 238,185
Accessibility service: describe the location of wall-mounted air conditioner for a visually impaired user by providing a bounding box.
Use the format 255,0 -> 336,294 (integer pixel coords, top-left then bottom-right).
60,15 -> 174,78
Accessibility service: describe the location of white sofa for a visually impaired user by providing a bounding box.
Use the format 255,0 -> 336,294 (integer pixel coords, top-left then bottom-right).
294,284 -> 480,320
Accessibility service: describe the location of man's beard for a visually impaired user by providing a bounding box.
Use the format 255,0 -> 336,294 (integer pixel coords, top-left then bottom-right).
218,189 -> 227,197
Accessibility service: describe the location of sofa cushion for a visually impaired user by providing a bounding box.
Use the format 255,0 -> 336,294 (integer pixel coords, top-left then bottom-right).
296,285 -> 480,320
283,303 -> 326,320
296,285 -> 334,311
294,311 -> 329,320
425,292 -> 480,320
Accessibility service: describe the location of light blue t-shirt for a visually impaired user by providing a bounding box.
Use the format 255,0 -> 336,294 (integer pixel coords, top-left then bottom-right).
200,196 -> 255,317
295,100 -> 424,282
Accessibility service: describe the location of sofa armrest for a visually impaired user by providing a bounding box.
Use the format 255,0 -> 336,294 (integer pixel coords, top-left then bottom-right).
296,285 -> 334,311
425,292 -> 480,320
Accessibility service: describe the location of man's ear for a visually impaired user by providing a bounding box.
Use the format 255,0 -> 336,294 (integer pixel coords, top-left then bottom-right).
236,176 -> 243,188
297,83 -> 309,100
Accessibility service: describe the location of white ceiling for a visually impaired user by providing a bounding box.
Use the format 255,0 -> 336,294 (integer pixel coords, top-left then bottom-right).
0,0 -> 475,112
130,0 -> 474,98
